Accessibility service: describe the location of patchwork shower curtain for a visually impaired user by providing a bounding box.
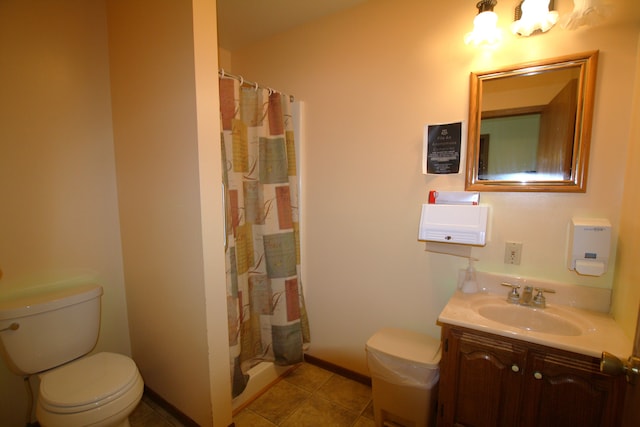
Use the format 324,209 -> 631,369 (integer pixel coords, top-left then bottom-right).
219,77 -> 310,398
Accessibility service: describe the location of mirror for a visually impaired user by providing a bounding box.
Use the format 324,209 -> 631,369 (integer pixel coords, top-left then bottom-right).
466,51 -> 598,192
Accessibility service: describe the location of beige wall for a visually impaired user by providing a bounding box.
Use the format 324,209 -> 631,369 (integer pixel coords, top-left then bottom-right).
192,0 -> 233,422
612,35 -> 640,340
0,1 -> 131,425
219,47 -> 232,70
107,0 -> 229,426
0,1 -> 230,426
228,0 -> 640,375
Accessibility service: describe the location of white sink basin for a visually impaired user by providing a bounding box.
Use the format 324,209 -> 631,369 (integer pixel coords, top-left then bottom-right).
476,304 -> 582,336
438,283 -> 632,359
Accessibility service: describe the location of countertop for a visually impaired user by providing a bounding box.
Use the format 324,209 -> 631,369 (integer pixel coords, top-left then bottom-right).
438,291 -> 632,360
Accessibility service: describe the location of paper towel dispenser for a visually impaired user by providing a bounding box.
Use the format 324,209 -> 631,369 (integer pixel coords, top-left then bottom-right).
567,218 -> 611,276
418,204 -> 489,246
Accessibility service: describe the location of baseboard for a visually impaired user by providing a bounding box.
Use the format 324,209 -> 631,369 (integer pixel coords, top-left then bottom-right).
303,354 -> 372,387
143,386 -> 200,427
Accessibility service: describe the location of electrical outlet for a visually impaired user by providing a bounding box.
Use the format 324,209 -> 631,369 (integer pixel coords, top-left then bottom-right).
504,242 -> 523,265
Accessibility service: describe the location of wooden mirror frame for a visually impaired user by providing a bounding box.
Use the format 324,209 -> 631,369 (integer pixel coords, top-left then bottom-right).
465,51 -> 599,192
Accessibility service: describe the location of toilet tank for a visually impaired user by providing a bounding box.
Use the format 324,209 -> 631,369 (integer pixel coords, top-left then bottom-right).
0,282 -> 103,375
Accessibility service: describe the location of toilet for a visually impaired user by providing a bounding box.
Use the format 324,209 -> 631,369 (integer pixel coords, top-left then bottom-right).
0,283 -> 143,427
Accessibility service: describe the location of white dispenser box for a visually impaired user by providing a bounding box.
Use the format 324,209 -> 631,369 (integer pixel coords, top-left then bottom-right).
567,218 -> 611,276
418,204 -> 489,246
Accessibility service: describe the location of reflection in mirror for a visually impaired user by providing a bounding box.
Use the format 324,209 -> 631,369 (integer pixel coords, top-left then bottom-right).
466,51 -> 598,192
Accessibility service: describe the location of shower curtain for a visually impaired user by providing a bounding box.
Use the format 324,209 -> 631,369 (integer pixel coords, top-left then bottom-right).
219,76 -> 310,398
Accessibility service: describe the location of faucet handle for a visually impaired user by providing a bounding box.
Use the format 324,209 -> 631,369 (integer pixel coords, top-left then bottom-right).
501,282 -> 520,304
501,282 -> 520,289
532,288 -> 555,308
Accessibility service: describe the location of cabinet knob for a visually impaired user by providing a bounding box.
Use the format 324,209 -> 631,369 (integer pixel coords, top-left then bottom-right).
511,364 -> 520,372
533,371 -> 543,380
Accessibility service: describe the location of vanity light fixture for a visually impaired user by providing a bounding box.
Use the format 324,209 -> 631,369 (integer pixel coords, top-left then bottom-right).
511,0 -> 559,36
464,0 -> 502,46
560,0 -> 611,30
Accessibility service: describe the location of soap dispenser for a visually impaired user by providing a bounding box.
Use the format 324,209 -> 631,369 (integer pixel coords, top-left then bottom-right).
460,258 -> 478,294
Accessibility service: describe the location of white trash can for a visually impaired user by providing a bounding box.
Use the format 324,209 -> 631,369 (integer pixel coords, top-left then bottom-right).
366,328 -> 442,427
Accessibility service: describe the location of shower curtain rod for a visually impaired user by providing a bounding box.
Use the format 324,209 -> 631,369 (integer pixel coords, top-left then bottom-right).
218,69 -> 295,102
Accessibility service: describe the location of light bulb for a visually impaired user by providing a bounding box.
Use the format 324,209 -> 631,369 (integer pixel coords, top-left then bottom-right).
512,0 -> 559,36
465,11 -> 502,46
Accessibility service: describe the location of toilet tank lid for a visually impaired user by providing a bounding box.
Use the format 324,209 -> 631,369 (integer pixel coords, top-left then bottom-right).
366,328 -> 441,366
0,283 -> 103,321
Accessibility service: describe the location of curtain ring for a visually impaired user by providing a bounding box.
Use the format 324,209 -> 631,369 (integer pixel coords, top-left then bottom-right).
219,68 -> 225,78
239,76 -> 244,86
254,82 -> 259,91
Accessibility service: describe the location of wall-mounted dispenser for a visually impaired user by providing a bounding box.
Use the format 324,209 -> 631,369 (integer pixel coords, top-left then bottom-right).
418,204 -> 489,246
567,218 -> 611,277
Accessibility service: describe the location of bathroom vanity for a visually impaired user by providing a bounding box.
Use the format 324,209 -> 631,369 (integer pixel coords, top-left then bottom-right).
437,324 -> 625,427
436,283 -> 631,427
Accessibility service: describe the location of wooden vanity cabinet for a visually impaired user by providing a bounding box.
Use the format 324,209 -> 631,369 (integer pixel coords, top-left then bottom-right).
437,325 -> 528,426
438,324 -> 626,427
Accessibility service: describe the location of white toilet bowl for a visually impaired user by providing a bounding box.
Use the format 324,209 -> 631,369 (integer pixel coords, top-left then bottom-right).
36,352 -> 144,427
0,283 -> 144,427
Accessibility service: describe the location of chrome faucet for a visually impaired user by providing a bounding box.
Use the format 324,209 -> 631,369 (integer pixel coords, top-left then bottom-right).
519,286 -> 534,306
531,287 -> 556,309
501,282 -> 520,304
501,283 -> 556,309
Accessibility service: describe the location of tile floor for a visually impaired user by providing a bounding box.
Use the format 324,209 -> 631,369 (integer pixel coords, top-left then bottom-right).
130,394 -> 189,427
129,362 -> 375,427
234,363 -> 375,427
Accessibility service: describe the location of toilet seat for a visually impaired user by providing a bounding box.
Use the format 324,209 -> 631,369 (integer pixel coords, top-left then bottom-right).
38,352 -> 141,414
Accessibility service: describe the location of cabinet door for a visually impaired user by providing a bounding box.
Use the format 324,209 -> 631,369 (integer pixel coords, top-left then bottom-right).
439,326 -> 527,427
521,350 -> 626,427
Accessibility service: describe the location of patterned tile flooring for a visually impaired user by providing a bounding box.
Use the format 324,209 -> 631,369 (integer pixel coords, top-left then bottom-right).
130,394 -> 188,427
130,362 -> 375,427
234,363 -> 375,426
